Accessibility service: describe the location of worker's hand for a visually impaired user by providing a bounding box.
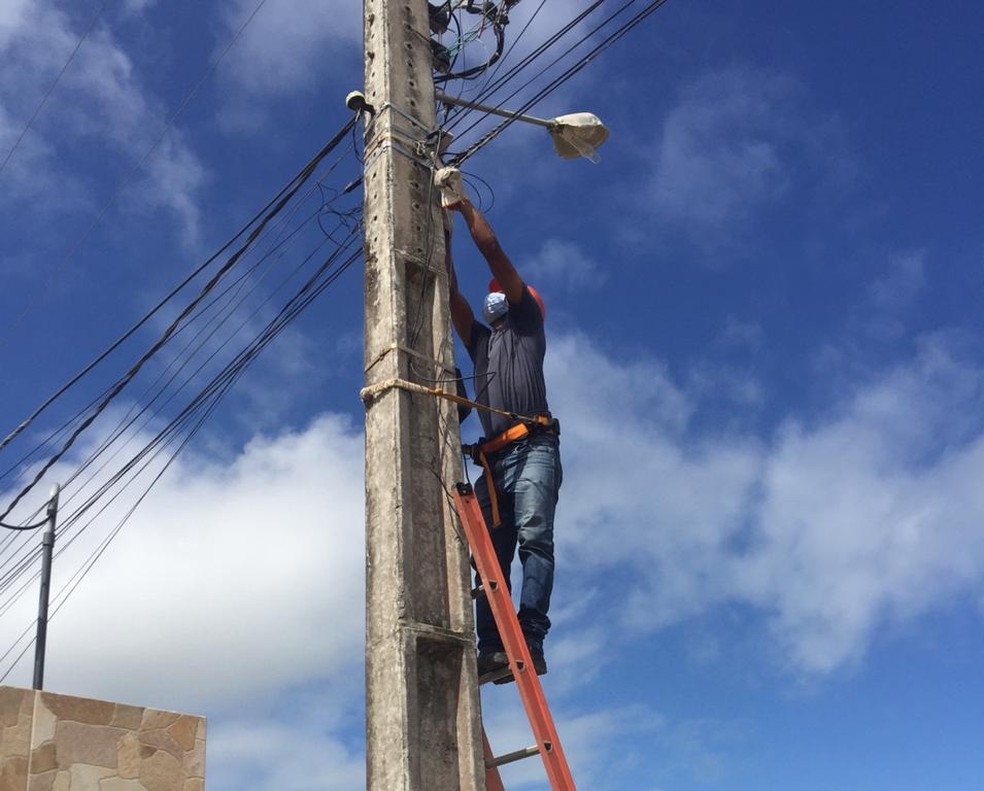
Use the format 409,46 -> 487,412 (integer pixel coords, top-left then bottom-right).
434,166 -> 466,209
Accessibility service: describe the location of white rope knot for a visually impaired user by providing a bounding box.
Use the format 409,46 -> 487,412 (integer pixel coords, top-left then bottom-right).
359,377 -> 431,405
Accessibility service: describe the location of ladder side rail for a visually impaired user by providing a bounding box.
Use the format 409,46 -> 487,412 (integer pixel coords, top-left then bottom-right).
453,483 -> 577,791
482,730 -> 507,791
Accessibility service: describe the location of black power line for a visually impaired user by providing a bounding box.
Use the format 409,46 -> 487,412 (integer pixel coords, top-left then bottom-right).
0,1 -> 110,182
0,118 -> 357,522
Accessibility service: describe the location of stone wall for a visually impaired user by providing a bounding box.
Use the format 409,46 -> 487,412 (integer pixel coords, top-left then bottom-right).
0,686 -> 205,791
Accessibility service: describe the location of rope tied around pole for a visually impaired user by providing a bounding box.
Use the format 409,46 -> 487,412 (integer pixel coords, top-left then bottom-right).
359,376 -> 524,424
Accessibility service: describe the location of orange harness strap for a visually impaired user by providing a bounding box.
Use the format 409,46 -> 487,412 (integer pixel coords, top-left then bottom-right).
481,421 -> 534,454
473,415 -> 554,529
358,378 -> 555,531
474,448 -> 501,528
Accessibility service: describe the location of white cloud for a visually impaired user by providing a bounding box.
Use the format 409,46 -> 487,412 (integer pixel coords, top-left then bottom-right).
2,301 -> 980,791
869,251 -> 925,311
743,342 -> 984,671
0,1 -> 206,242
208,709 -> 364,791
653,67 -> 792,218
0,0 -> 31,48
220,0 -> 361,97
648,66 -> 835,249
546,329 -> 984,674
525,238 -> 606,290
0,413 -> 365,714
121,0 -> 159,15
858,250 -> 927,342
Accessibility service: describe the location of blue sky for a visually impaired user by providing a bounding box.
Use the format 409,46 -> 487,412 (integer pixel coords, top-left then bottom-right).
2,1 -> 984,789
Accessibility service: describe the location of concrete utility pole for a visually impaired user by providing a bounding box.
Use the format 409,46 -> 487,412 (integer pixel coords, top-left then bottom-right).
361,1 -> 485,789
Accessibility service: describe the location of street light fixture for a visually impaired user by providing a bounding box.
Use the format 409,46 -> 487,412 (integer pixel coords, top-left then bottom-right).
435,91 -> 609,163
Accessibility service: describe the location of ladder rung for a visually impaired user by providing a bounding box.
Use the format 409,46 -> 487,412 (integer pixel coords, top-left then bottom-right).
472,579 -> 500,599
487,744 -> 541,769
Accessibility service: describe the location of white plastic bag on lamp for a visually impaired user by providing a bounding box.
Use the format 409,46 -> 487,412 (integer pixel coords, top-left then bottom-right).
549,113 -> 609,163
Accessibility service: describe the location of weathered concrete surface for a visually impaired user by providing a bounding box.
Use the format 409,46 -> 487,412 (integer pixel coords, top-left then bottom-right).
361,0 -> 486,789
0,686 -> 205,791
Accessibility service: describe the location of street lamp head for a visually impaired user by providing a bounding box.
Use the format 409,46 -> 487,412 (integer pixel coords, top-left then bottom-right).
548,113 -> 609,163
434,91 -> 609,163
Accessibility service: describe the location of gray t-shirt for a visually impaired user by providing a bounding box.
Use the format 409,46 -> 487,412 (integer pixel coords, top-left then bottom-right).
466,286 -> 549,437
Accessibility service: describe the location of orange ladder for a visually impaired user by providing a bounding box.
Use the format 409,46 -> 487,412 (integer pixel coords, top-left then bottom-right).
452,482 -> 577,791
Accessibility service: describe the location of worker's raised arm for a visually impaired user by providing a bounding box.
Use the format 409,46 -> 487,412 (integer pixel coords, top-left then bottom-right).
456,198 -> 524,305
444,218 -> 475,345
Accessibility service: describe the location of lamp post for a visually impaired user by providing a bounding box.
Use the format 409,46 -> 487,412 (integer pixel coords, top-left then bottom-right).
435,90 -> 610,161
0,484 -> 61,689
33,484 -> 59,690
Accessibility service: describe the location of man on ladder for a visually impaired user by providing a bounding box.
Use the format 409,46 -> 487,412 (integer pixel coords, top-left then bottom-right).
438,167 -> 563,681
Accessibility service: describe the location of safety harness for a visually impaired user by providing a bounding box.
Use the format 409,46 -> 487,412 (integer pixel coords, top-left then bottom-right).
359,376 -> 559,529
463,414 -> 559,529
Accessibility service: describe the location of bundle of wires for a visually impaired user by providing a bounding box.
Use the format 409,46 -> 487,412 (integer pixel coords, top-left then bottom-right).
0,0 -> 674,681
0,117 -> 364,680
432,0 -> 672,165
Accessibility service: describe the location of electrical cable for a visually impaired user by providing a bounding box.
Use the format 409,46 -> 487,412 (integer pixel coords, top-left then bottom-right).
44,171 -> 356,507
0,217 -> 362,582
0,0 -> 669,680
0,179 -> 357,604
0,235 -> 364,626
0,139 -> 357,491
451,0 -> 670,165
440,0 -> 611,144
0,0 -> 275,348
0,0 -> 110,182
0,122 -> 346,459
0,82 -> 367,677
484,0 -> 547,88
445,0 -> 605,118
435,0 -> 514,83
0,117 -> 356,522
0,519 -> 47,532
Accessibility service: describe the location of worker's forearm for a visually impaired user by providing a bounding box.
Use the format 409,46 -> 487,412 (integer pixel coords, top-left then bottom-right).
454,198 -> 522,302
458,199 -> 499,258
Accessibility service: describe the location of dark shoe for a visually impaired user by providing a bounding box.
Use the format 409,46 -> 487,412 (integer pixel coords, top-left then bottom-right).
477,651 -> 509,679
492,647 -> 548,685
528,647 -> 548,677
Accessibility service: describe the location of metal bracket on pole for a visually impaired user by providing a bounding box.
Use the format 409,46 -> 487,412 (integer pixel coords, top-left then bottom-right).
435,90 -> 554,128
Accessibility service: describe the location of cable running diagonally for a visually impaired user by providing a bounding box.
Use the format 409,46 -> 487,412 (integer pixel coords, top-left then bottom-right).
0,0 -> 275,347
0,118 -> 341,460
0,119 -> 356,522
452,0 -> 671,165
0,197 -> 362,598
0,0 -> 110,181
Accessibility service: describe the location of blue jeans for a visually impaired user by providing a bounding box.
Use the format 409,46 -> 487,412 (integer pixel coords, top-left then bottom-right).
474,432 -> 562,655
